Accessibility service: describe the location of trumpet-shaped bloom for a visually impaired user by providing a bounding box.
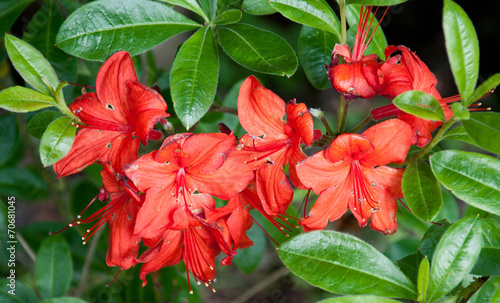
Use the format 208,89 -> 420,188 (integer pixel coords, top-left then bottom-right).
233,75 -> 319,216
54,51 -> 168,177
327,6 -> 387,100
296,119 -> 412,234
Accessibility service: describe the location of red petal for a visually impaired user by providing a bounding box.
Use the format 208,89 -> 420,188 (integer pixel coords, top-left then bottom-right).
106,193 -> 141,270
95,51 -> 137,125
286,101 -> 314,146
238,76 -> 287,140
182,133 -> 236,175
127,81 -> 168,145
301,179 -> 350,231
255,157 -> 293,216
325,134 -> 374,164
296,150 -> 350,194
369,193 -> 398,235
139,230 -> 184,287
286,144 -> 308,189
360,119 -> 412,167
183,226 -> 220,283
70,93 -> 129,131
125,151 -> 178,191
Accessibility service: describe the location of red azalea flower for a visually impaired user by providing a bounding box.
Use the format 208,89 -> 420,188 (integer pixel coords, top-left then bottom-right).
53,51 -> 169,177
124,132 -> 254,240
137,225 -> 221,290
233,75 -> 320,217
327,6 -> 388,100
296,119 -> 412,234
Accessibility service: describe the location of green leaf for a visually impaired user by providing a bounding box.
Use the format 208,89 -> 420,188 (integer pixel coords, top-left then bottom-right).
462,112 -> 500,154
443,0 -> 479,102
402,160 -> 442,222
397,252 -> 425,285
468,276 -> 500,303
418,219 -> 452,260
471,219 -> 500,276
465,73 -> 500,107
450,102 -> 469,120
35,235 -> 73,300
233,222 -> 267,274
218,23 -> 298,77
318,296 -> 402,303
27,111 -> 65,139
5,34 -> 59,95
242,0 -> 277,15
393,91 -> 445,122
434,189 -> 459,223
39,116 -> 76,167
0,115 -> 21,168
427,216 -> 482,302
0,168 -> 49,200
0,203 -> 10,273
55,0 -> 201,61
40,298 -> 89,303
344,4 -> 387,59
0,0 -> 36,39
269,0 -> 340,37
278,230 -> 417,299
159,0 -> 209,22
171,26 -> 218,130
430,150 -> 500,216
0,86 -> 57,113
213,9 -> 242,25
0,279 -> 39,303
417,256 -> 430,303
442,125 -> 476,145
346,0 -> 407,4
299,26 -> 337,90
23,0 -> 78,83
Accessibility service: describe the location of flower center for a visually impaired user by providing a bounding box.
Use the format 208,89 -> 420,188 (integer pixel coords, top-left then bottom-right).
350,161 -> 380,219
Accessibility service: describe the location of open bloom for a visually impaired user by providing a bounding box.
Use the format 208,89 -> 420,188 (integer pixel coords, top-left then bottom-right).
327,6 -> 387,100
54,51 -> 168,177
296,119 -> 412,234
233,75 -> 320,216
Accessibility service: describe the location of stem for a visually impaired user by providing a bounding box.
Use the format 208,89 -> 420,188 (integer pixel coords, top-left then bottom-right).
75,226 -> 105,297
17,232 -> 36,262
405,117 -> 457,164
338,98 -> 350,133
339,0 -> 347,44
348,114 -> 372,134
457,276 -> 490,303
209,103 -> 238,115
321,116 -> 335,136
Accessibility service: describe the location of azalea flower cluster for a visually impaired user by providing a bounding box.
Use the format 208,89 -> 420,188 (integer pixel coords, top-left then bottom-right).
52,5 -> 459,291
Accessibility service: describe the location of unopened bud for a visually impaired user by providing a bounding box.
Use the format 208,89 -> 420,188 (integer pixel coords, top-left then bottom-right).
309,108 -> 324,119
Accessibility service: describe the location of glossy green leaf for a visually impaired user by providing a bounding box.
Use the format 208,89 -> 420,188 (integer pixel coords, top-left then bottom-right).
268,0 -> 340,37
39,116 -> 76,167
199,0 -> 217,20
345,0 -> 408,5
171,27 -> 218,130
35,235 -> 73,300
233,221 -> 267,274
56,0 -> 201,61
417,256 -> 430,303
443,0 -> 479,102
299,26 -> 337,90
397,252 -> 425,286
213,9 -> 242,25
5,34 -> 59,95
442,125 -> 476,145
0,0 -> 36,38
434,189 -> 459,223
462,112 -> 500,154
319,296 -> 402,303
218,23 -> 298,77
0,168 -> 48,200
450,101 -> 470,120
23,0 -> 78,83
465,73 -> 500,107
0,203 -> 9,273
242,0 -> 277,15
471,219 -> 500,276
418,219 -> 452,260
0,86 -> 56,113
0,278 -> 39,303
0,115 -> 21,168
468,276 -> 500,303
430,150 -> 500,216
27,111 -> 65,139
402,160 -> 442,222
427,216 -> 482,302
344,4 -> 387,59
278,230 -> 417,299
40,298 -> 89,303
159,0 -> 209,22
384,238 -> 420,263
393,91 -> 445,122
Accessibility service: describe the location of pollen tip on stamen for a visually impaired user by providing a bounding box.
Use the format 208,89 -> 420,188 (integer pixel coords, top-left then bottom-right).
48,231 -> 53,235
212,288 -> 217,293
210,266 -> 214,270
68,224 -> 73,227
204,282 -> 209,287
197,281 -> 201,285
189,290 -> 194,294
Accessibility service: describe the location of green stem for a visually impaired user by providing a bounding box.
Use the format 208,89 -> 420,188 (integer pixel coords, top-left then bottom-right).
321,116 -> 335,137
338,99 -> 350,133
405,117 -> 457,164
348,114 -> 372,134
457,276 -> 490,303
339,0 -> 347,44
